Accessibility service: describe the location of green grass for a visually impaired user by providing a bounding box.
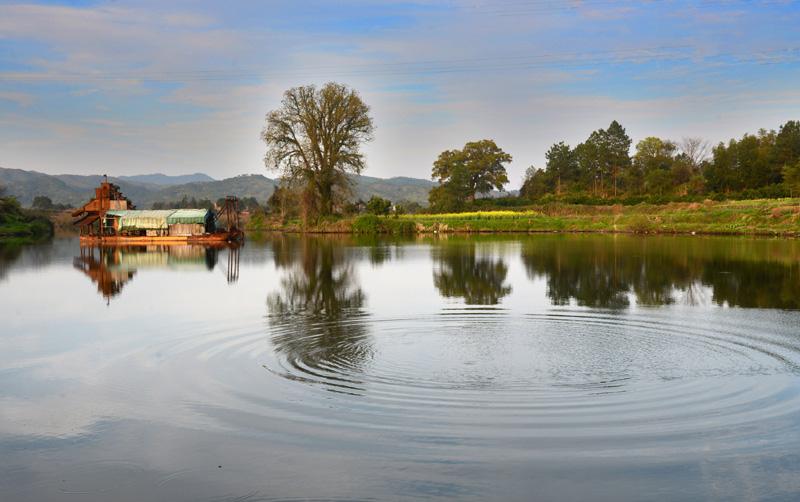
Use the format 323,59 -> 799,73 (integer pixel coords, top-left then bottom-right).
388,199 -> 800,236
245,198 -> 800,236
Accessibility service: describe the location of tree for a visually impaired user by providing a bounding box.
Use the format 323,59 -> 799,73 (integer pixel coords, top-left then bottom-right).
677,136 -> 711,175
401,200 -> 422,214
782,160 -> 800,197
633,137 -> 676,194
366,195 -> 391,215
519,167 -> 551,200
705,140 -> 738,193
573,141 -> 600,194
261,82 -> 374,220
268,185 -> 301,219
604,120 -> 632,197
544,142 -> 575,195
575,121 -> 631,196
32,195 -> 54,210
772,120 -> 800,184
428,164 -> 471,212
431,139 -> 512,202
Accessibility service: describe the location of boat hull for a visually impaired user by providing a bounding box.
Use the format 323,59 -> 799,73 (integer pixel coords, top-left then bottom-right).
79,229 -> 244,244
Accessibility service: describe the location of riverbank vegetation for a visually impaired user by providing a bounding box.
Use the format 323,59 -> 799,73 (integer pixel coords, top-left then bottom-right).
247,198 -> 800,237
0,186 -> 54,239
252,87 -> 800,236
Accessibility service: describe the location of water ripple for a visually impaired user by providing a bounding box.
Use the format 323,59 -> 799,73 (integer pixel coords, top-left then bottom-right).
135,306 -> 800,460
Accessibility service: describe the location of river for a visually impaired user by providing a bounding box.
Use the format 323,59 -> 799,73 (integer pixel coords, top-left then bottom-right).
2,233 -> 800,501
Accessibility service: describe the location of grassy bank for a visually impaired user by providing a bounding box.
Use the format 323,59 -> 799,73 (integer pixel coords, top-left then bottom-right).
246,198 -> 800,236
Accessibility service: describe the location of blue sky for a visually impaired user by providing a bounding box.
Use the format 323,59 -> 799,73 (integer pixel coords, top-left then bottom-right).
1,0 -> 798,188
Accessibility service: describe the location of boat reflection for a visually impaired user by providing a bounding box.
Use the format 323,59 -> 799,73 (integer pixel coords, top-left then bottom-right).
74,242 -> 242,303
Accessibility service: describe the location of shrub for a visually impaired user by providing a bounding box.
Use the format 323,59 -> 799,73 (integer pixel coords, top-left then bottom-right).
245,207 -> 269,229
28,219 -> 52,236
352,214 -> 383,233
383,218 -> 416,233
626,215 -> 652,233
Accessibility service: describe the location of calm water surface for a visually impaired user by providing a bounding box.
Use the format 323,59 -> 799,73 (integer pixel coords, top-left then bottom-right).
2,233 -> 800,501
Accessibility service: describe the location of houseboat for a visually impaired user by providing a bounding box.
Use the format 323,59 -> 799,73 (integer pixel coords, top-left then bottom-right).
72,177 -> 244,243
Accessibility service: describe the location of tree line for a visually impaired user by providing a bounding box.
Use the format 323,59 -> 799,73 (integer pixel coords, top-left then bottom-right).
261,82 -> 800,221
151,196 -> 264,212
521,120 -> 800,202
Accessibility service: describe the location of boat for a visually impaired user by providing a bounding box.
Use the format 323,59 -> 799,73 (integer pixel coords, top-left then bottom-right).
72,176 -> 244,243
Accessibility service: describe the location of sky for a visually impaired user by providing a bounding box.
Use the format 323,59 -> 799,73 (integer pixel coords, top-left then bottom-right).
0,0 -> 798,189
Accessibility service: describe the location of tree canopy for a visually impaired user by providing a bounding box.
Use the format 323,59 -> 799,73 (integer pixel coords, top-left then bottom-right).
261,82 -> 374,219
430,139 -> 512,209
366,195 -> 392,215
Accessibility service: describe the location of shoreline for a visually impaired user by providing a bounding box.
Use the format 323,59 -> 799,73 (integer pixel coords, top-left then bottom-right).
244,199 -> 800,238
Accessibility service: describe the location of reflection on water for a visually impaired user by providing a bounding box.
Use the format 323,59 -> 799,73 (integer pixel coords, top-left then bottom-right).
432,239 -> 512,305
0,241 -> 24,282
4,233 -> 800,501
521,234 -> 800,308
73,243 -> 242,302
73,245 -> 137,300
266,235 -> 371,393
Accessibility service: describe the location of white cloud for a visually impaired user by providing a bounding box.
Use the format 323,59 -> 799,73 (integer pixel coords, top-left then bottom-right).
82,118 -> 126,128
0,91 -> 34,106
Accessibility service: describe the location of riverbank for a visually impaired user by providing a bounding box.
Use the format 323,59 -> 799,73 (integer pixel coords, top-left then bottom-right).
248,198 -> 800,237
0,197 -> 54,239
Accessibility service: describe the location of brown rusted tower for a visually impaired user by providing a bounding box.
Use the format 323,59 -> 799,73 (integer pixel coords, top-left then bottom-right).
71,175 -> 135,236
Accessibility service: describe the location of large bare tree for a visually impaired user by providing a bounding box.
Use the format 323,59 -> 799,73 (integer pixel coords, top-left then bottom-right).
261,82 -> 374,219
677,136 -> 711,175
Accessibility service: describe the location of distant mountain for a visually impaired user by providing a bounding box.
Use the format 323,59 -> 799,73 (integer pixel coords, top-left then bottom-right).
118,173 -> 215,185
355,175 -> 437,205
0,168 -> 165,207
141,175 -> 280,207
0,167 -> 439,207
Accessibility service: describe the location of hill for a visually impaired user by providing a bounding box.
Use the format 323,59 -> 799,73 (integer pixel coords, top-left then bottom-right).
140,174 -> 437,207
0,167 -> 439,208
118,173 -> 215,185
142,175 -> 280,207
355,175 -> 437,205
0,168 -> 163,207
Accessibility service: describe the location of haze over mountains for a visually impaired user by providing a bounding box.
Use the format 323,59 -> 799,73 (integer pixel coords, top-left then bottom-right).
0,167 -> 438,208
118,173 -> 216,185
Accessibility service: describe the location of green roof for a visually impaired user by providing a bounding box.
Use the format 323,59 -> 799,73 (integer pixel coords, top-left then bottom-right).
105,209 -> 174,230
104,209 -> 211,230
166,209 -> 210,225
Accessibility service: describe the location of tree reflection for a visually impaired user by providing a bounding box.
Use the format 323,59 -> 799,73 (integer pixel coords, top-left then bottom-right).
521,236 -> 631,308
352,234 -> 408,266
432,240 -> 512,305
0,241 -> 23,282
266,236 -> 371,390
521,235 -> 800,309
703,257 -> 800,309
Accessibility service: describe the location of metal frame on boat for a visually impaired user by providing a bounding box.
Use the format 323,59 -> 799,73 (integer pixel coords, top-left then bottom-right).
72,177 -> 244,243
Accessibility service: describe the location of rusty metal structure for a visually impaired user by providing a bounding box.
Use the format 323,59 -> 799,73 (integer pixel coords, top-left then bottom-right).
214,196 -> 241,233
72,177 -> 243,243
71,175 -> 135,236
